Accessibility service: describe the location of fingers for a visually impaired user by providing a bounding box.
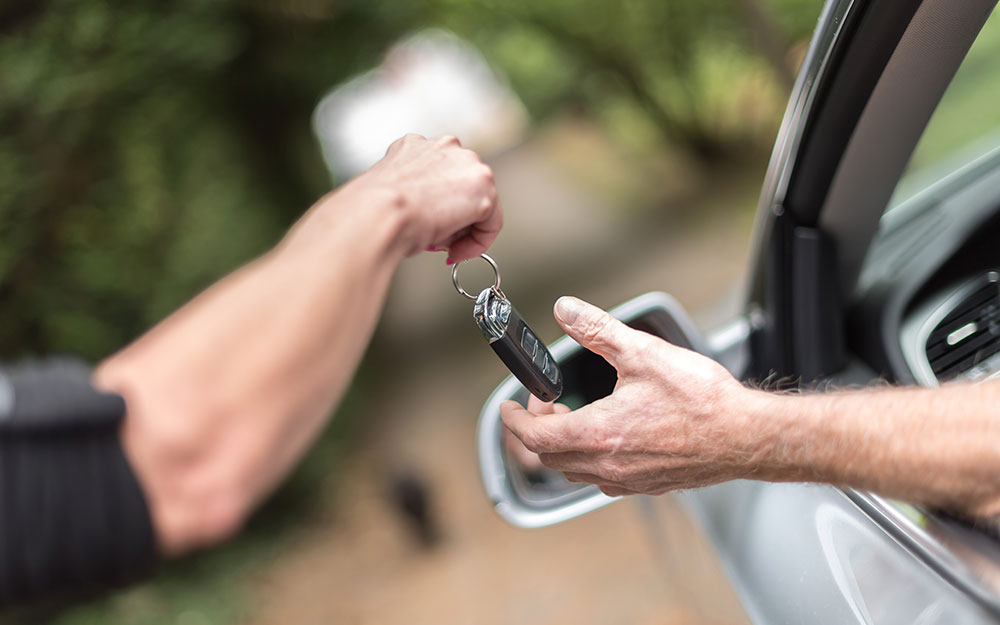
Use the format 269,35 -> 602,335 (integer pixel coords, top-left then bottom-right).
526,395 -> 571,415
538,450 -> 595,474
561,472 -> 638,497
436,134 -> 461,148
599,486 -> 636,497
561,471 -> 604,484
503,398 -> 570,471
500,400 -> 580,454
448,230 -> 491,263
503,426 -> 544,472
447,185 -> 502,263
552,297 -> 639,367
381,133 -> 503,262
386,133 -> 426,155
500,400 -> 550,451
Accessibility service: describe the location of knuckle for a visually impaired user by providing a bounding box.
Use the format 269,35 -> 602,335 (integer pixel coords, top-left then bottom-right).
476,196 -> 493,218
597,459 -> 625,483
579,311 -> 616,346
394,134 -> 422,150
610,465 -> 629,483
389,133 -> 423,153
478,163 -> 494,182
437,134 -> 460,147
630,333 -> 662,363
521,429 -> 546,452
579,420 -> 613,454
518,430 -> 537,451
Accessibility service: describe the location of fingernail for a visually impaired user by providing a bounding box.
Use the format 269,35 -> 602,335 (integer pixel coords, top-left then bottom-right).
426,245 -> 444,252
554,296 -> 583,326
445,258 -> 454,266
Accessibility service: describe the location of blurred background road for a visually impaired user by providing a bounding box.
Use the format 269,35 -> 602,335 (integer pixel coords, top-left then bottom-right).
0,1 -> 826,623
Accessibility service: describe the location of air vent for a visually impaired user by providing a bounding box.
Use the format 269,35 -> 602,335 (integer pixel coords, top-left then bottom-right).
925,272 -> 1000,382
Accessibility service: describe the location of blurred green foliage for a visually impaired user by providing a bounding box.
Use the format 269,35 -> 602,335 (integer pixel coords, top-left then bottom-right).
0,0 -> 819,361
0,0 -> 407,359
430,0 -> 817,156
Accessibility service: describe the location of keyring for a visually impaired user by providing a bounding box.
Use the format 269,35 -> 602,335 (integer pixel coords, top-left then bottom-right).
452,253 -> 503,300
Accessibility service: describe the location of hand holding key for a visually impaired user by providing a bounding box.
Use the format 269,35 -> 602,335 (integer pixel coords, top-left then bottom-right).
358,134 -> 502,263
94,135 -> 505,558
501,296 -> 760,498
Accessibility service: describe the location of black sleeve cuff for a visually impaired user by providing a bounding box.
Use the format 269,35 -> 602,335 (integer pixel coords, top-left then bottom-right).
0,358 -> 157,609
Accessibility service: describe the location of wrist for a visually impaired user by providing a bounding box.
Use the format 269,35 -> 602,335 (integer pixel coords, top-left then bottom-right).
733,388 -> 817,483
334,173 -> 418,259
278,181 -> 411,268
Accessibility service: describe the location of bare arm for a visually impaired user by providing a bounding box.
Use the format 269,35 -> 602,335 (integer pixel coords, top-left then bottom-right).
501,296 -> 1000,518
758,382 -> 1000,516
95,135 -> 500,556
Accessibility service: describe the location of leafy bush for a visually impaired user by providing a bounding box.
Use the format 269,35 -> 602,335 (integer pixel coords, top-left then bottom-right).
0,0 -> 815,361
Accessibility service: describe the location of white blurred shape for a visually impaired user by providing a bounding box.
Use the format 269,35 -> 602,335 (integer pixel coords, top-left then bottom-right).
313,29 -> 529,179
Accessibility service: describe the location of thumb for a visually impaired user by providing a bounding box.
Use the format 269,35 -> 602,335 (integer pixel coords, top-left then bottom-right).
553,296 -> 637,366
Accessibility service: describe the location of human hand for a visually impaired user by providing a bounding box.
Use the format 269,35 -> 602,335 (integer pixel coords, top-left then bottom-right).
501,296 -> 773,497
504,396 -> 570,472
350,134 -> 501,263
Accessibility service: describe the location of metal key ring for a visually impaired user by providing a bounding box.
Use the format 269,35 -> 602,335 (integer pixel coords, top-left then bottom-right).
452,253 -> 502,300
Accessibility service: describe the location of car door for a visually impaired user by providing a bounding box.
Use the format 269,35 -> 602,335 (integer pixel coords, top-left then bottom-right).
477,0 -> 1000,623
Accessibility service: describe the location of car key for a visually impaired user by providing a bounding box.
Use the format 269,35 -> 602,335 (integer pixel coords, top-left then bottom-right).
452,254 -> 563,402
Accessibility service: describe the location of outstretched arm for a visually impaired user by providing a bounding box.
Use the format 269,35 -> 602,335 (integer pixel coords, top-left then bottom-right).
96,134 -> 500,555
501,296 -> 1000,519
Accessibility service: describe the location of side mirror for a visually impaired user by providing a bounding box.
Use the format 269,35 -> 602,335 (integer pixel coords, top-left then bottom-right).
476,291 -> 711,528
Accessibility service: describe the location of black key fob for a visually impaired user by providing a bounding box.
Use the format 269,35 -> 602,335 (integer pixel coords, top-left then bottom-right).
453,254 -> 563,402
474,287 -> 563,402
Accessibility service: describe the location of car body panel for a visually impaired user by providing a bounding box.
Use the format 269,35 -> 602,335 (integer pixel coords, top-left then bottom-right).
681,483 -> 998,624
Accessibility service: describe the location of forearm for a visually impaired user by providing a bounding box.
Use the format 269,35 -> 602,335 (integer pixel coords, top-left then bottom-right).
505,298 -> 1000,513
91,134 -> 499,555
754,380 -> 1000,516
95,184 -> 407,554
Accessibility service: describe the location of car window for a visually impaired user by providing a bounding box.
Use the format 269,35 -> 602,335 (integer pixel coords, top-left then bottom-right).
887,4 -> 1000,209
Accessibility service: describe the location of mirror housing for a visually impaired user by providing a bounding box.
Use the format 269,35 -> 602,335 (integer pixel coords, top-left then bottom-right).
476,291 -> 711,528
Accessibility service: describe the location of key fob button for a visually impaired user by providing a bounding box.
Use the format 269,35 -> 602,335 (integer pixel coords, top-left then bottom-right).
542,355 -> 559,384
521,327 -> 538,357
532,347 -> 548,372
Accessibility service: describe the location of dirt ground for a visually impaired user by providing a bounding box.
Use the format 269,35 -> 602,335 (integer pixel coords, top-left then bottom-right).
242,127 -> 763,625
246,358 -> 751,625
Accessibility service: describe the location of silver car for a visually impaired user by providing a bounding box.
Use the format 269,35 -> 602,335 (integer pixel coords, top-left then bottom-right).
477,0 -> 1000,622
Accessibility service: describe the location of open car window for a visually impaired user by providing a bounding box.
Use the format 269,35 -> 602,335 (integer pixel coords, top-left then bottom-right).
886,4 -> 1000,212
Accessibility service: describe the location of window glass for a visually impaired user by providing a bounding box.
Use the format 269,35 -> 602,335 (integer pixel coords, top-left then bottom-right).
888,5 -> 1000,208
